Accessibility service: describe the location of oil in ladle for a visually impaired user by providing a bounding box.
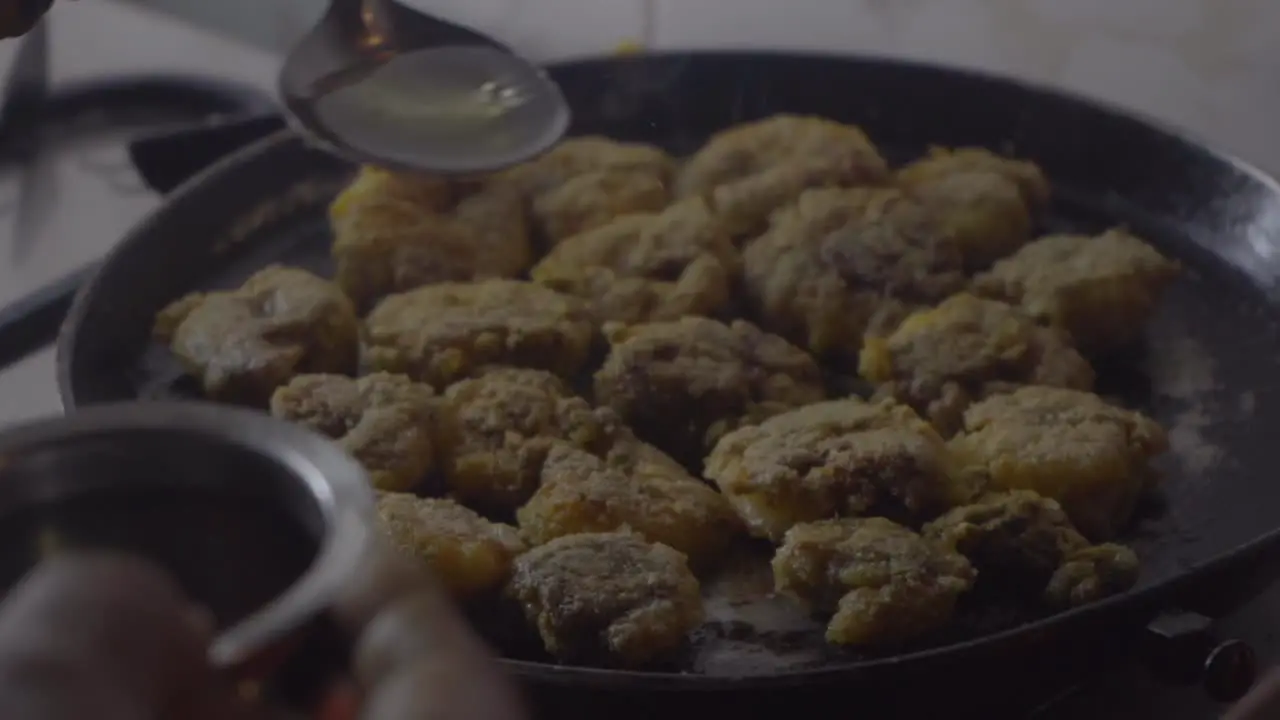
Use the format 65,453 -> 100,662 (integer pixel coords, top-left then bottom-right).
309,46 -> 568,173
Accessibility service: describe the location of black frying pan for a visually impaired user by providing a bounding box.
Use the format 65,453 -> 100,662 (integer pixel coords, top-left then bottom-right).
52,52 -> 1280,716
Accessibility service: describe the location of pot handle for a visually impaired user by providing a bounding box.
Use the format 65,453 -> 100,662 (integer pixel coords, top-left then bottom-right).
249,613 -> 354,715
1143,610 -> 1257,702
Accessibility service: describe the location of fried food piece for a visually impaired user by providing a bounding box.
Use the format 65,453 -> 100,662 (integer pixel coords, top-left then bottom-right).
743,187 -> 967,360
1046,542 -> 1140,609
439,368 -> 621,509
924,490 -> 1138,607
772,517 -> 975,647
860,293 -> 1095,436
506,531 -> 703,666
896,147 -> 1050,208
896,149 -> 1049,271
155,265 -> 359,405
377,493 -> 526,596
593,317 -> 826,466
330,168 -> 530,311
518,444 -> 741,566
705,399 -> 976,542
493,137 -> 675,245
924,489 -> 1086,586
946,386 -> 1167,540
363,280 -> 595,389
677,115 -> 890,237
329,166 -> 454,218
531,197 -> 739,325
972,229 -> 1181,353
533,171 -> 671,246
270,372 -> 437,491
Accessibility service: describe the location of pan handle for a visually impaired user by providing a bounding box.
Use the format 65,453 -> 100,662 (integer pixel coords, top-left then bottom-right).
1143,610 -> 1257,702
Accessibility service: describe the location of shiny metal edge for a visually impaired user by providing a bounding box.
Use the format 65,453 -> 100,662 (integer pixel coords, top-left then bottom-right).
0,401 -> 375,668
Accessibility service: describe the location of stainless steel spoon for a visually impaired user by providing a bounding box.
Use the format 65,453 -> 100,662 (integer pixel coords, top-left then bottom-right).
278,0 -> 570,175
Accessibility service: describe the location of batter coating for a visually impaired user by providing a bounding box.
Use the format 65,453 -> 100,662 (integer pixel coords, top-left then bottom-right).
898,147 -> 1049,203
972,229 -> 1181,353
705,398 -> 977,542
1045,542 -> 1140,609
331,173 -> 530,311
772,517 -> 975,647
593,316 -> 826,467
270,372 -> 437,492
329,165 -> 453,218
518,443 -> 742,566
677,115 -> 890,237
531,197 -> 739,325
946,386 -> 1168,540
743,187 -> 967,360
439,368 -> 621,509
493,136 -> 675,245
506,531 -> 704,667
924,490 -> 1138,607
859,293 -> 1095,436
377,493 -> 526,596
154,265 -> 359,405
897,148 -> 1048,271
363,280 -> 595,389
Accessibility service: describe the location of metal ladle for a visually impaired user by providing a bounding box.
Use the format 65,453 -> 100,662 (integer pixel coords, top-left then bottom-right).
278,0 -> 570,175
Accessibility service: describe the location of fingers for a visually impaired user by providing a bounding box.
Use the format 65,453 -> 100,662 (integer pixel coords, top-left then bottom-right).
0,0 -> 53,38
1224,668 -> 1280,720
331,540 -> 527,720
0,553 -> 218,720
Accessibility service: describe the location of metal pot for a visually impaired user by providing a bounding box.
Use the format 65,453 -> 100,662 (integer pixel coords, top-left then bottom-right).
0,401 -> 374,670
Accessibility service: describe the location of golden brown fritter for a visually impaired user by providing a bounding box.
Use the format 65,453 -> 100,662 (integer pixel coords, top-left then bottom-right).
518,443 -> 742,566
923,489 -> 1087,587
329,166 -> 454,218
506,531 -> 703,667
946,386 -> 1168,541
859,293 -> 1095,436
705,399 -> 978,542
155,265 -> 359,405
772,517 -> 975,647
531,197 -> 739,325
377,492 -> 526,596
972,229 -> 1181,353
330,173 -> 531,311
593,317 -> 826,466
363,280 -> 595,389
270,372 -> 437,492
896,147 -> 1050,210
743,187 -> 967,360
899,154 -> 1043,271
493,136 -> 675,245
533,171 -> 671,246
439,368 -> 621,509
1045,542 -> 1140,609
676,115 -> 890,237
924,490 -> 1139,608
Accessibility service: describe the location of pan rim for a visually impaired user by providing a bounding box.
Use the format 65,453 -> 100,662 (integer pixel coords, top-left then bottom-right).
55,50 -> 1280,687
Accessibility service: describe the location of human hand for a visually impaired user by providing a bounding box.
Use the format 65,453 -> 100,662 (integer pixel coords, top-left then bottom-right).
0,548 -> 528,720
0,0 -> 54,38
1225,669 -> 1280,720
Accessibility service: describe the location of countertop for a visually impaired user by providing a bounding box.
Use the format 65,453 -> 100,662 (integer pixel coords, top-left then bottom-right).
0,1 -> 1277,716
